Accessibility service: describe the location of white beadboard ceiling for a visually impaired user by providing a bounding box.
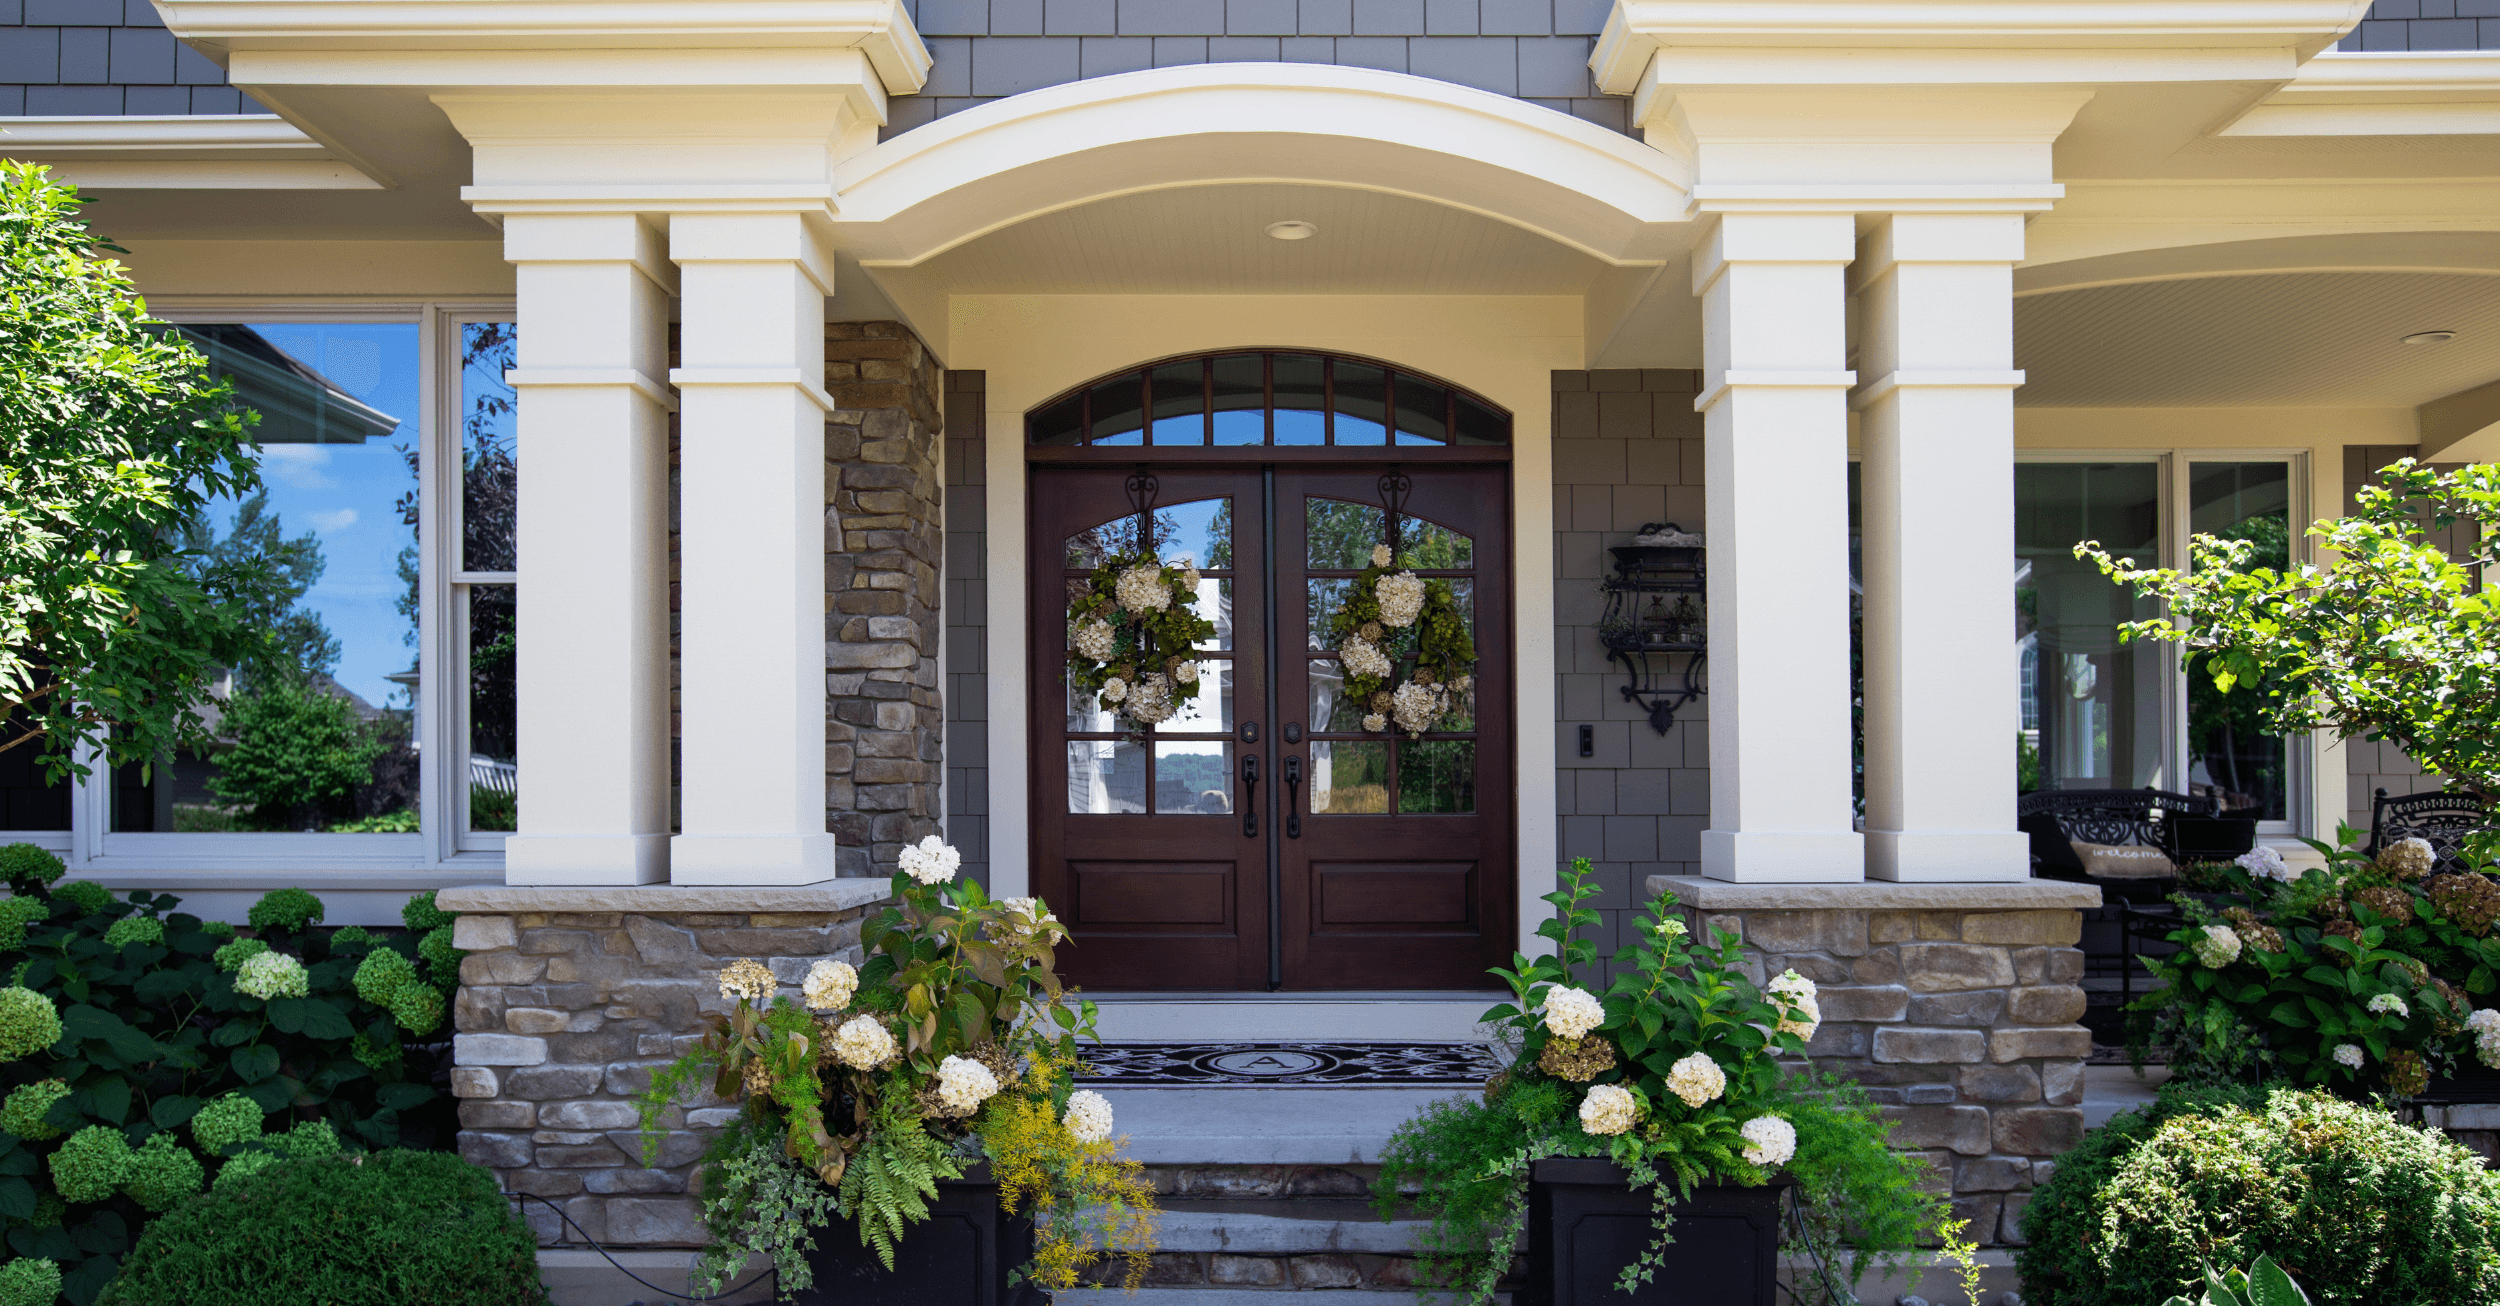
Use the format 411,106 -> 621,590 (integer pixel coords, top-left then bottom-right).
907,182 -> 1612,296
2015,271 -> 2500,408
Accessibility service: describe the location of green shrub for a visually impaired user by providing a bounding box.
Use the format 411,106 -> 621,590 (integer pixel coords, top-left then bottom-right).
204,685 -> 387,830
0,1259 -> 60,1306
99,1152 -> 547,1306
0,850 -> 62,900
2018,1085 -> 2500,1305
0,862 -> 454,1303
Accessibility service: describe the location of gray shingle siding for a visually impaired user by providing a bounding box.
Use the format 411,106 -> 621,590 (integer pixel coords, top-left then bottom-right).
2340,0 -> 2500,49
1,0 -> 267,115
885,0 -> 1628,139
944,372 -> 993,892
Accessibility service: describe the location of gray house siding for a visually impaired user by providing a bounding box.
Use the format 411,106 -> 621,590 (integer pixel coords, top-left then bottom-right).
2340,0 -> 2500,49
0,0 -> 263,115
886,0 -> 1629,138
944,370 -> 993,891
1550,368 -> 1709,968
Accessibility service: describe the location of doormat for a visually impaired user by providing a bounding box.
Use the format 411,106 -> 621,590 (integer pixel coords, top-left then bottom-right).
1075,1042 -> 1504,1088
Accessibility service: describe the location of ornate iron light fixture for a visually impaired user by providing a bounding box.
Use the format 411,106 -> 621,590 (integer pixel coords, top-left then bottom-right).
1598,523 -> 1707,735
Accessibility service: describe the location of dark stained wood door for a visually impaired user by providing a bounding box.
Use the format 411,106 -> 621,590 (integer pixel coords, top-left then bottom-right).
1028,464 -> 1511,991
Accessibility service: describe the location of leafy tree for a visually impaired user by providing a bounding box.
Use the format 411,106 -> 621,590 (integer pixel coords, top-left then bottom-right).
2079,459 -> 2500,801
0,163 -> 274,782
204,682 -> 385,830
175,491 -> 336,689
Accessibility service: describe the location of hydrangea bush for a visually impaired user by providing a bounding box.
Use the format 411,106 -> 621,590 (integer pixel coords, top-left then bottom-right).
636,842 -> 1158,1298
0,844 -> 461,1303
2132,826 -> 2500,1094
1371,858 -> 1953,1303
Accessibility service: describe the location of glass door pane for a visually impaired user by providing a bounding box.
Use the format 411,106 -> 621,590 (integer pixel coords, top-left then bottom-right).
2015,463 -> 2169,795
2186,462 -> 2293,820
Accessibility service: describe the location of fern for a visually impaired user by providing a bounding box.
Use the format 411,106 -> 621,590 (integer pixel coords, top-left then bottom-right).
837,1100 -> 965,1269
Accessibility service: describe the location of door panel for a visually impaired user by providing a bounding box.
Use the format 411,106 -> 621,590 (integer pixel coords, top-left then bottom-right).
1028,463 -> 1510,991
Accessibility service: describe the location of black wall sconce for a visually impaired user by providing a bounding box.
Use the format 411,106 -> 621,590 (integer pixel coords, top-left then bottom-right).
1597,523 -> 1707,735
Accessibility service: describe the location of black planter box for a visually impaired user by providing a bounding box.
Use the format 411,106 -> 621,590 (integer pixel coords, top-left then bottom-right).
790,1165 -> 1045,1306
1523,1159 -> 1787,1306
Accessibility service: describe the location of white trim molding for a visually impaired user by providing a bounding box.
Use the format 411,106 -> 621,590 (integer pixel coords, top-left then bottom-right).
0,116 -> 378,189
2223,51 -> 2500,136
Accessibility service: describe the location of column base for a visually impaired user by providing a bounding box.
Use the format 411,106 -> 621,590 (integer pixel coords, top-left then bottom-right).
1700,830 -> 1865,883
668,833 -> 842,886
502,834 -> 670,886
1864,829 -> 2033,882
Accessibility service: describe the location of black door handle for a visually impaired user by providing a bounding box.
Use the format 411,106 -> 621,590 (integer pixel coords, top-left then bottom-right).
1283,755 -> 1303,839
1240,754 -> 1260,837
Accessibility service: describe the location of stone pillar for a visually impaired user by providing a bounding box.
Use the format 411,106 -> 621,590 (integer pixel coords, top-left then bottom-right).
499,213 -> 676,885
1692,213 -> 1865,883
1652,875 -> 2097,1246
440,882 -> 888,1246
669,213 -> 843,886
822,324 -> 947,878
1851,214 -> 2034,882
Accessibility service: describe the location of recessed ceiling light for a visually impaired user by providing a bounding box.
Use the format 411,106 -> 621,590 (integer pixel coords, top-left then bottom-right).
2402,330 -> 2458,345
1265,220 -> 1318,241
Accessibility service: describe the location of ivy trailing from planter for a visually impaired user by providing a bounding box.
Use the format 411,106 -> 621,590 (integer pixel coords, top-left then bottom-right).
0,843 -> 460,1304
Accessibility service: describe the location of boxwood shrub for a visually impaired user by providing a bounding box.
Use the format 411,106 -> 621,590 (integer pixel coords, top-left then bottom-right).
0,844 -> 465,1303
2017,1084 -> 2500,1306
98,1150 -> 545,1306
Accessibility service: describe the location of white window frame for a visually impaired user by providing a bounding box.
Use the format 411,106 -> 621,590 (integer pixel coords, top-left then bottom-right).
2013,448 -> 2315,838
40,299 -> 517,893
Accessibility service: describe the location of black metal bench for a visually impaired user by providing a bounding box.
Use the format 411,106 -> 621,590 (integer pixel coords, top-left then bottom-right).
2368,787 -> 2497,878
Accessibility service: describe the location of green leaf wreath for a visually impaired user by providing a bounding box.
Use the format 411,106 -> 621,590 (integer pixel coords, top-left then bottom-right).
1066,552 -> 1217,732
1321,542 -> 1478,736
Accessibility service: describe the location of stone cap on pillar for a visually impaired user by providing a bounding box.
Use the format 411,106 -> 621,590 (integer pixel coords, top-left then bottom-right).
1646,874 -> 2101,912
437,878 -> 893,915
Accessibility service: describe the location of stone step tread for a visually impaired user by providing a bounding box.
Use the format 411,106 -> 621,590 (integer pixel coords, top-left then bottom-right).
1102,1086 -> 1466,1165
1089,1207 -> 1430,1255
1057,1291 -> 1502,1304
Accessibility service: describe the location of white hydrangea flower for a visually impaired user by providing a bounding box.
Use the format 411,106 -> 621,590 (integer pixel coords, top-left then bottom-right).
2192,924 -> 2242,969
2235,844 -> 2294,883
1063,1089 -> 1115,1143
898,835 -> 962,886
1375,572 -> 1427,628
1659,917 -> 1687,939
2480,1032 -> 2500,1071
1127,672 -> 1176,724
1452,674 -> 1472,693
1540,985 -> 1604,1040
1340,638 -> 1392,680
1664,1053 -> 1726,1108
2467,1008 -> 2500,1037
1172,661 -> 1198,686
2332,1042 -> 2365,1070
1768,971 -> 1821,1041
1371,544 -> 1393,568
935,1055 -> 1001,1116
716,958 -> 776,1003
1115,565 -> 1172,614
1361,713 -> 1388,733
833,1015 -> 898,1070
1180,565 -> 1203,594
1579,1083 -> 1638,1136
997,896 -> 1060,940
1390,680 -> 1443,735
2368,992 -> 2411,1019
802,960 -> 857,1012
235,951 -> 308,1001
1073,618 -> 1117,663
1740,1115 -> 1797,1168
1099,676 -> 1128,705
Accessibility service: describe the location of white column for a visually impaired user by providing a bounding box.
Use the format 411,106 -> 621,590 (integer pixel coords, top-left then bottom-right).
1693,212 -> 1866,882
1852,213 -> 2032,881
668,211 -> 842,885
501,213 -> 676,885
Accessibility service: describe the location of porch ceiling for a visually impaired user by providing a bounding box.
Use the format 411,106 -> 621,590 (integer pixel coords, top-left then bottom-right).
2014,268 -> 2500,407
872,183 -> 1615,298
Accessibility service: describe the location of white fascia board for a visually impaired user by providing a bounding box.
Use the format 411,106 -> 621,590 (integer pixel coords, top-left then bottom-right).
2221,51 -> 2500,136
156,0 -> 931,95
1593,0 -> 2370,94
0,114 -> 327,158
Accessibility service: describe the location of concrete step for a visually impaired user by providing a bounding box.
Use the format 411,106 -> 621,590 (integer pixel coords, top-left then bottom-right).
1088,994 -> 1502,1043
1101,1086 -> 1468,1165
1057,1292 -> 1470,1304
1149,1203 -> 1428,1256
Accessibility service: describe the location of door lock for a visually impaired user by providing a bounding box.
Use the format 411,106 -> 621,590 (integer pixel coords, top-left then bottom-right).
1283,755 -> 1303,839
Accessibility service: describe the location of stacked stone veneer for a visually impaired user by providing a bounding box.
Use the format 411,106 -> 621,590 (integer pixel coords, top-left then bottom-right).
1653,877 -> 2099,1246
824,322 -> 948,879
441,884 -> 887,1246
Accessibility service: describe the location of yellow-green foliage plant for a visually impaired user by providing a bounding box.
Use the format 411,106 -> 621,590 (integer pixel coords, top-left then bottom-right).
637,837 -> 1157,1299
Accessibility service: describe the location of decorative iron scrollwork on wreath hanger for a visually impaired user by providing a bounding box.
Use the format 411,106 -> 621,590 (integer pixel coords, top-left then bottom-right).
1375,468 -> 1411,554
1597,522 -> 1708,735
1125,465 -> 1161,554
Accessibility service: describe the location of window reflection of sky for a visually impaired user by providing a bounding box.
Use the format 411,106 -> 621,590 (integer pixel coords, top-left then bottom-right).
220,324 -> 421,709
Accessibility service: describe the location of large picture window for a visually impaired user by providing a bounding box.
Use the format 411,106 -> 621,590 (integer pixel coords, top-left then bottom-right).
17,306 -> 521,878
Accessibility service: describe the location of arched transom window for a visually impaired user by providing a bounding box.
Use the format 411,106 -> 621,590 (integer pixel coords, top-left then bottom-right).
1028,351 -> 1510,449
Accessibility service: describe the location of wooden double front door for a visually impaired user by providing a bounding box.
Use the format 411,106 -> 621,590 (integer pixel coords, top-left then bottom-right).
1029,464 -> 1513,990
